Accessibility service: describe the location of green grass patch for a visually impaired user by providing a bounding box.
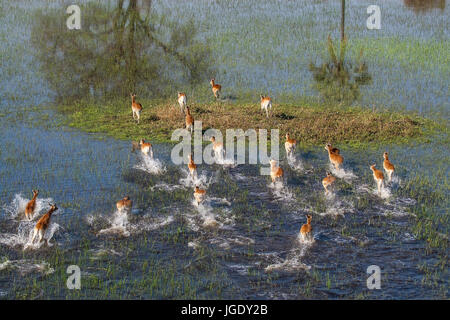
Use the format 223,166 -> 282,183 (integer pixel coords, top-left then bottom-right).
57,97 -> 441,148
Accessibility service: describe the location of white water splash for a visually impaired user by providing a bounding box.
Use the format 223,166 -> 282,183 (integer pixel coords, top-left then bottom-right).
268,181 -> 295,202
2,193 -> 54,221
0,220 -> 61,250
179,168 -> 213,188
193,200 -> 221,229
329,164 -> 357,182
133,154 -> 166,174
263,234 -> 314,273
287,153 -> 304,172
97,209 -> 130,237
0,259 -> 54,275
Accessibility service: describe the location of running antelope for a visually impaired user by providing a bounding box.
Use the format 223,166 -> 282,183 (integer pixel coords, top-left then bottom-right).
210,136 -> 225,159
325,143 -> 343,170
139,139 -> 153,158
300,215 -> 312,240
178,92 -> 187,114
130,93 -> 143,124
269,160 -> 284,183
194,186 -> 206,205
210,78 -> 221,99
285,133 -> 297,157
31,203 -> 58,245
322,172 -> 336,194
188,154 -> 197,178
116,196 -> 132,212
260,94 -> 272,118
370,164 -> 384,195
25,189 -> 39,220
383,152 -> 395,182
185,106 -> 194,134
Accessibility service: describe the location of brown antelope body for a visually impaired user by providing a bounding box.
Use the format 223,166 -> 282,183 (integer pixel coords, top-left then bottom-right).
31,204 -> 58,245
383,152 -> 395,182
300,215 -> 312,240
260,95 -> 272,118
178,92 -> 187,114
116,196 -> 132,212
370,164 -> 384,195
269,160 -> 284,183
139,139 -> 153,158
285,133 -> 297,157
185,106 -> 194,133
325,144 -> 343,170
210,136 -> 225,159
210,79 -> 221,99
131,93 -> 143,124
25,189 -> 39,220
188,154 -> 197,178
322,172 -> 336,194
194,186 -> 206,205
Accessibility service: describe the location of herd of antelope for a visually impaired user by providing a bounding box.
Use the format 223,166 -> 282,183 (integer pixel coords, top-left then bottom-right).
21,79 -> 396,246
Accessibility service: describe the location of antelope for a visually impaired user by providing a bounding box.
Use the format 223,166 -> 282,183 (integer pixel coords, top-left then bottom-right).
25,189 -> 39,220
210,136 -> 225,159
269,160 -> 284,183
178,92 -> 187,114
322,172 -> 336,194
188,154 -> 197,178
285,133 -> 297,157
139,139 -> 153,158
383,152 -> 395,182
325,143 -> 343,170
210,78 -> 221,99
260,94 -> 272,118
185,106 -> 194,134
116,196 -> 132,212
130,93 -> 143,124
299,215 -> 312,240
31,203 -> 58,245
194,186 -> 206,205
370,164 -> 384,195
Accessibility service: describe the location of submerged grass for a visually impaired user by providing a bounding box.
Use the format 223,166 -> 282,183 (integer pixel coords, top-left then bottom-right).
58,97 -> 440,148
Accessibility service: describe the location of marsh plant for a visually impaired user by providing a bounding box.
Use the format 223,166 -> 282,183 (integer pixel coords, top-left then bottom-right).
309,35 -> 372,106
31,0 -> 215,101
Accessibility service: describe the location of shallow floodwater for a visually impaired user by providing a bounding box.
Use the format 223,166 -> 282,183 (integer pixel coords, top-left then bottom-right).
0,0 -> 448,299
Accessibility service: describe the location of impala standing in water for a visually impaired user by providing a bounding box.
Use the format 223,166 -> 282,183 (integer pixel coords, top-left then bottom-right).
300,215 -> 312,241
325,143 -> 343,170
194,186 -> 206,206
322,172 -> 336,194
188,154 -> 197,178
285,133 -> 297,157
116,196 -> 132,212
370,164 -> 384,195
383,152 -> 395,182
177,92 -> 187,114
31,204 -> 58,246
210,136 -> 225,160
130,93 -> 143,124
25,189 -> 39,220
269,160 -> 284,183
139,139 -> 153,158
185,106 -> 194,134
260,94 -> 272,118
210,78 -> 221,99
